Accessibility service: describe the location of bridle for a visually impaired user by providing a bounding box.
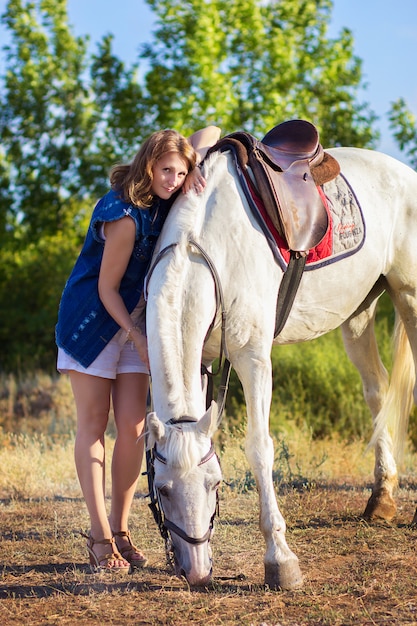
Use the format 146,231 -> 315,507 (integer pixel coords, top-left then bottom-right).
146,418 -> 220,567
144,235 -> 232,416
144,236 -> 231,562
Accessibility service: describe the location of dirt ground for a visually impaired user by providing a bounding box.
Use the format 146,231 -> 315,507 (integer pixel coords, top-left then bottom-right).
1,480 -> 417,625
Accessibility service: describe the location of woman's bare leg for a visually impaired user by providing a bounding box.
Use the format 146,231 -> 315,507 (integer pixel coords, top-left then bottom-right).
109,372 -> 149,558
70,370 -> 127,567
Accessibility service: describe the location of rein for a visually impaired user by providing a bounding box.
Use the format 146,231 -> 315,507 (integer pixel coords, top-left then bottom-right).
144,240 -> 230,555
145,236 -> 232,420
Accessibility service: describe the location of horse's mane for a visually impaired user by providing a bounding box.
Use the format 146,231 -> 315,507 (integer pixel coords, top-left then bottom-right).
147,422 -> 204,476
166,151 -> 226,241
145,153 -> 231,420
155,238 -> 188,415
151,151 -> 229,416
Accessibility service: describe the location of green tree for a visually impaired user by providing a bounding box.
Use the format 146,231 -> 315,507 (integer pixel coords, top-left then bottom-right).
0,0 -> 380,372
142,0 -> 377,146
0,0 -> 148,370
0,231 -> 80,371
0,0 -> 146,246
389,98 -> 417,170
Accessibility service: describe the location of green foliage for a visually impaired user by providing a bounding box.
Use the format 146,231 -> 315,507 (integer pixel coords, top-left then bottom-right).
0,231 -> 82,371
389,98 -> 417,170
0,0 -> 147,247
269,331 -> 373,439
142,0 -> 377,146
1,0 -> 92,242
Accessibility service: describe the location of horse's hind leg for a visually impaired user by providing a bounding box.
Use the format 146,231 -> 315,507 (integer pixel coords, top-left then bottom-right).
385,279 -> 417,524
233,351 -> 303,590
341,295 -> 398,521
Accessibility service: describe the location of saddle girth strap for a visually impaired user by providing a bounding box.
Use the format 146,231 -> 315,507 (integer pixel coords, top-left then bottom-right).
274,251 -> 306,337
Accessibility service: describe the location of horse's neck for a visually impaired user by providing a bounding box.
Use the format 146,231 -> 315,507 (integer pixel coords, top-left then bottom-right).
149,151 -> 272,418
148,236 -> 212,419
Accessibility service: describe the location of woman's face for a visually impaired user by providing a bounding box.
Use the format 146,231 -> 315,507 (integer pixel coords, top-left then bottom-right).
151,151 -> 189,199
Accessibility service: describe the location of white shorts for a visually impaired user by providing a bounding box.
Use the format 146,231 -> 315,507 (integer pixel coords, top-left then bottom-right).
57,328 -> 149,379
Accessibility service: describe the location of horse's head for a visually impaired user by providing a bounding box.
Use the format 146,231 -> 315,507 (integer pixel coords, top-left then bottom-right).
146,402 -> 221,586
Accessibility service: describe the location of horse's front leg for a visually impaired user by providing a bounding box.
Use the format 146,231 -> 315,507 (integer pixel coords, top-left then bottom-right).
234,353 -> 303,590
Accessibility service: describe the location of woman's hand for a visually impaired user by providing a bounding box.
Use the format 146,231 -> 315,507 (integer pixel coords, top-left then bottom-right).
183,125 -> 221,195
182,166 -> 206,194
128,327 -> 150,370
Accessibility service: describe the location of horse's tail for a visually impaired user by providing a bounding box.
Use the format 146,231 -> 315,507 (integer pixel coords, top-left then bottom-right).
370,314 -> 415,464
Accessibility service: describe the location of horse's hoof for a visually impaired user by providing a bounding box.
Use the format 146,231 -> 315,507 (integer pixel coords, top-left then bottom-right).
264,559 -> 303,590
363,488 -> 397,522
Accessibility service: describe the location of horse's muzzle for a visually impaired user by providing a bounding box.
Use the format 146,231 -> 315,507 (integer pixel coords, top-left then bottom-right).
179,565 -> 213,587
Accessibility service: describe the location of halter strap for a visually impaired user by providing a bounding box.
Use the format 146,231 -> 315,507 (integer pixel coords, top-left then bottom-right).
153,440 -> 216,467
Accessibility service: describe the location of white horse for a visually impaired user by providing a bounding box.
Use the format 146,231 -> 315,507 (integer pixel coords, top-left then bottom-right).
145,144 -> 417,590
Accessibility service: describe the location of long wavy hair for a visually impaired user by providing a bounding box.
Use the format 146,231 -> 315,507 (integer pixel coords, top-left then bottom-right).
110,130 -> 197,208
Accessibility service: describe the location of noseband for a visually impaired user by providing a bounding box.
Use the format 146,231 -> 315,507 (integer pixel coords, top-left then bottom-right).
146,419 -> 220,566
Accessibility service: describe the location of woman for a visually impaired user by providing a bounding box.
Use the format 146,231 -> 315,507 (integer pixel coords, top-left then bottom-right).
56,125 -> 221,572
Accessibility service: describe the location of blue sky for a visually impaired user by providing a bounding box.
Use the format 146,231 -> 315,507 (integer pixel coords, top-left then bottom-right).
1,0 -> 416,163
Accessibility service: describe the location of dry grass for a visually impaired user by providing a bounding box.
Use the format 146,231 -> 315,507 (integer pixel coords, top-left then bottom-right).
1,429 -> 417,625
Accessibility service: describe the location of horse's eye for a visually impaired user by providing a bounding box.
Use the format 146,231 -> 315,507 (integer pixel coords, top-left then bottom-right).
158,486 -> 169,498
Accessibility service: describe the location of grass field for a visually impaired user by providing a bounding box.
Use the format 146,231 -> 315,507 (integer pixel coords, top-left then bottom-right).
1,429 -> 417,625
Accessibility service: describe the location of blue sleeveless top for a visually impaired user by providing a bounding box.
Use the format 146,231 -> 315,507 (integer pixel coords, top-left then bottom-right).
56,189 -> 171,367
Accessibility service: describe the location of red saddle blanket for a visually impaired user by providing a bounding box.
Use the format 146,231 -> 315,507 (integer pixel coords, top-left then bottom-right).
250,172 -> 365,270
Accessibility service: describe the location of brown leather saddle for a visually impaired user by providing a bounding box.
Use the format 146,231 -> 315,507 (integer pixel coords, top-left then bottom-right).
211,119 -> 340,254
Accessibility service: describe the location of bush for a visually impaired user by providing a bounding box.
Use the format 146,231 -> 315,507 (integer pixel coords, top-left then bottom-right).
269,330 -> 373,439
0,371 -> 76,436
0,232 -> 81,372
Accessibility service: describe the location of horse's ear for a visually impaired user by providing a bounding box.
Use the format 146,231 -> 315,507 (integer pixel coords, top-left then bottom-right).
146,412 -> 166,447
197,401 -> 218,437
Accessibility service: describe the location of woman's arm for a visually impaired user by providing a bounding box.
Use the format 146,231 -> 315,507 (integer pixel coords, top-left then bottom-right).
183,125 -> 221,194
98,217 -> 149,367
188,125 -> 221,163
